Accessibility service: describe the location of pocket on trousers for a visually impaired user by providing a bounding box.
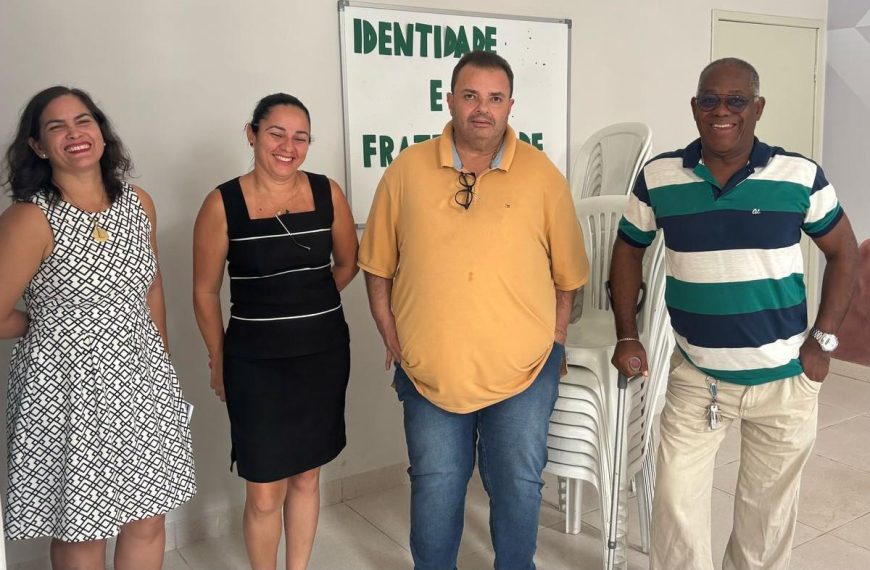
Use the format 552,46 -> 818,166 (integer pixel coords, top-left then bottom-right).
796,372 -> 823,394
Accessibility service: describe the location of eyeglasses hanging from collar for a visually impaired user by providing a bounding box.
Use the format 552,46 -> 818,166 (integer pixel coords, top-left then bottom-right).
454,171 -> 477,210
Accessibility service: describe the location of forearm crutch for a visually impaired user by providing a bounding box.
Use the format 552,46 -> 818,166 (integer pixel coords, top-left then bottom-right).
604,281 -> 645,570
606,360 -> 640,570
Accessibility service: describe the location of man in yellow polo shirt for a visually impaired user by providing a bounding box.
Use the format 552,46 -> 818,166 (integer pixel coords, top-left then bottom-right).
359,50 -> 588,569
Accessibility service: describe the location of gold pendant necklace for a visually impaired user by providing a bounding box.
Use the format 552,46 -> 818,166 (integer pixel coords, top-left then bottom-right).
54,180 -> 111,243
91,214 -> 110,243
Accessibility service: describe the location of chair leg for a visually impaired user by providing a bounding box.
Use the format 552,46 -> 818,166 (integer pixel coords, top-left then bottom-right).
637,471 -> 650,554
637,438 -> 657,554
565,478 -> 583,535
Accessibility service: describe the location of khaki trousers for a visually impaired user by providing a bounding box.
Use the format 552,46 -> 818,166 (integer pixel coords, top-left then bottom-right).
650,351 -> 820,570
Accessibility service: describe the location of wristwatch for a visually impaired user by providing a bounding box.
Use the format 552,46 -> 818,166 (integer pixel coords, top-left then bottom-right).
810,327 -> 839,352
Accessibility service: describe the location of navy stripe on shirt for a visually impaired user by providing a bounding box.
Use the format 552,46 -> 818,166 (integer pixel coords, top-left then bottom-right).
658,210 -> 804,252
668,300 -> 807,349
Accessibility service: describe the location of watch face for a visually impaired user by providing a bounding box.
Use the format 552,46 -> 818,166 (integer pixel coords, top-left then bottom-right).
814,330 -> 839,352
820,335 -> 839,352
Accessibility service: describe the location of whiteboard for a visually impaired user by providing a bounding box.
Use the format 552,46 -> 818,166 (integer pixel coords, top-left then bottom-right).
338,1 -> 571,224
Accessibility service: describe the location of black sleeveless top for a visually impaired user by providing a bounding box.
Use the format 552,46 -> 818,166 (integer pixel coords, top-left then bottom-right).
219,172 -> 349,359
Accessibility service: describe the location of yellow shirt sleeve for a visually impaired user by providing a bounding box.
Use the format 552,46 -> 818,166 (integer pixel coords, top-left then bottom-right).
548,183 -> 589,291
358,166 -> 400,279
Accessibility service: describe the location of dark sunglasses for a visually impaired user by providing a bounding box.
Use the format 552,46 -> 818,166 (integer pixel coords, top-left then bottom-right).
455,171 -> 477,210
696,93 -> 756,113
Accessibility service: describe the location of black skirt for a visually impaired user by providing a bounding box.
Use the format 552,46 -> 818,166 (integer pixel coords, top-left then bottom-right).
223,343 -> 350,483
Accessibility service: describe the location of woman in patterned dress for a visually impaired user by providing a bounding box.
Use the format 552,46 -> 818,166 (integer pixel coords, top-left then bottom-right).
0,86 -> 195,569
193,94 -> 357,570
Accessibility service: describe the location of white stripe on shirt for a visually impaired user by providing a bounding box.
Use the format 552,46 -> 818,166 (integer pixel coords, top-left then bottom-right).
229,227 -> 331,242
666,244 -> 804,284
674,331 -> 806,372
230,304 -> 342,321
230,262 -> 332,280
805,184 -> 839,224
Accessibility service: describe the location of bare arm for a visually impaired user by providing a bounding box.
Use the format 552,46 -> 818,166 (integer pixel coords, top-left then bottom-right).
609,237 -> 649,377
135,187 -> 170,352
329,179 -> 359,292
193,189 -> 229,400
0,203 -> 52,339
554,289 -> 576,344
363,271 -> 402,370
800,214 -> 859,381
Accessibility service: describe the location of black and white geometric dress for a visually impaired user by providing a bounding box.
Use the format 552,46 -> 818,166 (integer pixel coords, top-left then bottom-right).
4,184 -> 196,542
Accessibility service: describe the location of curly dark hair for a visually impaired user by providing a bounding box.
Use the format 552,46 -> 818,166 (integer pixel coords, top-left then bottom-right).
2,86 -> 133,203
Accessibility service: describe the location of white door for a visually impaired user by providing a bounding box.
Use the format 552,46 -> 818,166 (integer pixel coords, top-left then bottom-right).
712,11 -> 826,321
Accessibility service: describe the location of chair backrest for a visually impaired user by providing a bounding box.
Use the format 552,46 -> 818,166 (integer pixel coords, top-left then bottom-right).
576,195 -> 629,314
570,122 -> 652,202
627,234 -> 673,473
638,234 -> 666,346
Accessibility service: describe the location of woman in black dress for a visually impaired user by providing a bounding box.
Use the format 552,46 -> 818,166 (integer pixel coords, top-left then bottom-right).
192,93 -> 358,569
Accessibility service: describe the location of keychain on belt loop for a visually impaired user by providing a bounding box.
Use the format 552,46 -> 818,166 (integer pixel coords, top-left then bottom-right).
705,376 -> 721,430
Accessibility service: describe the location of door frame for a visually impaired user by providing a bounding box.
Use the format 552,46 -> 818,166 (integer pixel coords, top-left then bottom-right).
711,9 -> 827,321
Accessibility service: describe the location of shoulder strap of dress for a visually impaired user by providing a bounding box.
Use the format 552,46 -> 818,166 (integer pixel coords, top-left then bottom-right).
29,191 -> 51,214
123,182 -> 144,213
217,178 -> 246,238
307,172 -> 334,225
29,190 -> 62,226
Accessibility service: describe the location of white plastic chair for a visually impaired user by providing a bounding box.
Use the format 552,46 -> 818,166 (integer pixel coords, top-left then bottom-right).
547,232 -> 670,568
566,195 -> 629,388
629,236 -> 672,552
558,195 -> 631,536
570,122 -> 652,202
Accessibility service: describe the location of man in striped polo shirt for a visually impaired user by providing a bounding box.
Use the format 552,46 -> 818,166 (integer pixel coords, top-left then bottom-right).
610,58 -> 858,570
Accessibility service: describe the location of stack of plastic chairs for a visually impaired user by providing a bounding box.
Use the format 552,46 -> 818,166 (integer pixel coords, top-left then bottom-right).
568,122 -> 652,325
625,234 -> 671,554
563,195 -> 628,390
544,193 -> 671,569
570,122 -> 652,201
546,195 -> 632,559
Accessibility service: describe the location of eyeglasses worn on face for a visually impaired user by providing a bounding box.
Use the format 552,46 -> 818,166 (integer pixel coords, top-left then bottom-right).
696,93 -> 756,113
455,171 -> 477,210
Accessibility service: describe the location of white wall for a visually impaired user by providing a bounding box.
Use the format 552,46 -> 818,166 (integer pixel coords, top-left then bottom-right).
0,0 -> 827,563
824,0 -> 870,242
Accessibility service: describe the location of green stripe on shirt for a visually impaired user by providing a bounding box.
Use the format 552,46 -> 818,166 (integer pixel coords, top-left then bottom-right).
803,204 -> 842,235
665,273 -> 806,315
650,180 -> 810,218
618,218 -> 656,246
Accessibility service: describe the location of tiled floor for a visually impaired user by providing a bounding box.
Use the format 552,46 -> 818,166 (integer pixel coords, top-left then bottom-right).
19,369 -> 866,569
157,370 -> 870,569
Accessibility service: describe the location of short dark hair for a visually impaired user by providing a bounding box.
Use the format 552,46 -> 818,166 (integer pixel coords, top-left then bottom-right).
250,93 -> 311,133
697,57 -> 760,97
3,86 -> 133,204
451,50 -> 514,97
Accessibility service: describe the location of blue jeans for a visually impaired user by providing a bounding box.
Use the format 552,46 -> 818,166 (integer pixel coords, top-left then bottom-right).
394,343 -> 563,570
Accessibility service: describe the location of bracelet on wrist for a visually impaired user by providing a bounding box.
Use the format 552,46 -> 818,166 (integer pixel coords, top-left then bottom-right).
616,337 -> 639,343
